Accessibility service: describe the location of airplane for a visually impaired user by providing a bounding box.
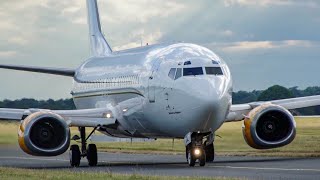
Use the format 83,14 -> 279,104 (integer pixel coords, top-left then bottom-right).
0,0 -> 320,167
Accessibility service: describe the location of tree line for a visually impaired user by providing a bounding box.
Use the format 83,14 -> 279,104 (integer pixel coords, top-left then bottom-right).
233,85 -> 320,115
0,85 -> 320,115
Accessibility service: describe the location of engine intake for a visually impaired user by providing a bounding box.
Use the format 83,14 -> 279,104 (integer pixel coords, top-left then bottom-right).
18,112 -> 70,156
242,104 -> 296,149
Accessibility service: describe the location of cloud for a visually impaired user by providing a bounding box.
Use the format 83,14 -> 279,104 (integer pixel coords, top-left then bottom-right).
220,40 -> 317,52
101,0 -> 187,24
223,0 -> 320,8
113,31 -> 163,50
0,51 -> 18,58
220,30 -> 234,37
8,37 -> 28,46
51,0 -> 187,26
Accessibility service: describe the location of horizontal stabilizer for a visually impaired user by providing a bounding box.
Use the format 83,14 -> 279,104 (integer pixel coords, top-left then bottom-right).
0,64 -> 75,77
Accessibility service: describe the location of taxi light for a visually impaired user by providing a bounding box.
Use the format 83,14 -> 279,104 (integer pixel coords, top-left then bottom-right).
194,148 -> 201,156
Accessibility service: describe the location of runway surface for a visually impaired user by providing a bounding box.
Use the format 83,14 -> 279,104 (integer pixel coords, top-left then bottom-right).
0,146 -> 319,180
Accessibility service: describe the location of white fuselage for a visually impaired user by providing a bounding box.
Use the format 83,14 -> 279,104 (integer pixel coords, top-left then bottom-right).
71,43 -> 233,138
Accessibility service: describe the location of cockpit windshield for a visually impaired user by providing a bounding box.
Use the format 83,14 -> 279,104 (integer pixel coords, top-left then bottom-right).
183,67 -> 203,76
205,67 -> 223,75
168,66 -> 223,80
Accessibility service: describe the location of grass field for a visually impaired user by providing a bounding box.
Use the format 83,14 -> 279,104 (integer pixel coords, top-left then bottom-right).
1,117 -> 320,157
0,167 -> 238,180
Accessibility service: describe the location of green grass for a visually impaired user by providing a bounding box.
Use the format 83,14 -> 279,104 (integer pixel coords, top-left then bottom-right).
1,117 -> 320,157
0,167 -> 239,180
0,122 -> 19,145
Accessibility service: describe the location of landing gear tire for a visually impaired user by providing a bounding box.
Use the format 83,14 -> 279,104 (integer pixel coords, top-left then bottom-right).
70,127 -> 99,167
204,142 -> 214,162
199,149 -> 206,166
187,149 -> 196,167
87,144 -> 97,166
70,145 -> 81,167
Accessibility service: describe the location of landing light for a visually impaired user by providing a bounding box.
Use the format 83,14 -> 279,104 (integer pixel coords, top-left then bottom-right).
105,113 -> 112,118
194,148 -> 201,156
123,109 -> 128,112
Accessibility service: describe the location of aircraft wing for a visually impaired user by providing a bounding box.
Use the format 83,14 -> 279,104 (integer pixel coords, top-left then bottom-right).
0,64 -> 75,77
226,95 -> 320,122
0,107 -> 116,127
0,97 -> 144,127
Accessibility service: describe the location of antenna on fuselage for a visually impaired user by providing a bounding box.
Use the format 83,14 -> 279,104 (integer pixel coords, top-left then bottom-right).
87,0 -> 112,56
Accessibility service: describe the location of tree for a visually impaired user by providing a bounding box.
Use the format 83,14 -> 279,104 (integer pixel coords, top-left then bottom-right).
257,85 -> 294,101
303,86 -> 320,96
232,91 -> 257,104
289,86 -> 302,97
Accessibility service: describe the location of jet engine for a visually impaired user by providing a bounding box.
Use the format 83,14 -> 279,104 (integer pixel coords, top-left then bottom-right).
18,112 -> 70,156
242,104 -> 296,149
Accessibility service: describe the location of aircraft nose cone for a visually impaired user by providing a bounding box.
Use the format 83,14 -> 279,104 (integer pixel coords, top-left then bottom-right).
197,78 -> 223,103
190,78 -> 228,131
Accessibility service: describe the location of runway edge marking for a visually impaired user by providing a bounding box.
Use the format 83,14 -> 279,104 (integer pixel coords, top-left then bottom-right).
0,157 -> 69,162
209,165 -> 320,172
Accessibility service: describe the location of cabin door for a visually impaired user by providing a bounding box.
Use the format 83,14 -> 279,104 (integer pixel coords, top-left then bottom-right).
148,58 -> 161,103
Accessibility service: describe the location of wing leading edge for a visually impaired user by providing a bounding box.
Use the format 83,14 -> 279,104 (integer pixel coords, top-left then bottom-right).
226,95 -> 320,122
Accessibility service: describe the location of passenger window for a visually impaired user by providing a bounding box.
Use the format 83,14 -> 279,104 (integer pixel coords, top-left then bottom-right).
168,68 -> 176,80
206,67 -> 223,75
175,68 -> 182,80
183,67 -> 204,76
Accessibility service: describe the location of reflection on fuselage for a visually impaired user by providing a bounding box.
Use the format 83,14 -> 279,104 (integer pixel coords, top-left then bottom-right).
72,75 -> 141,94
72,43 -> 233,138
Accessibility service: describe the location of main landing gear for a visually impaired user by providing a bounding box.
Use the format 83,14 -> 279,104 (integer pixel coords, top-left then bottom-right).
69,127 -> 98,167
184,132 -> 215,167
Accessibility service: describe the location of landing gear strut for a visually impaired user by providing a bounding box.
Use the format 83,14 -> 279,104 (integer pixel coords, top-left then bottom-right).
69,127 -> 98,167
184,132 -> 215,167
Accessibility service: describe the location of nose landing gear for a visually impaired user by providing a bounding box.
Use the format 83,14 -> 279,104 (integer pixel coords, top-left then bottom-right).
186,145 -> 206,166
69,127 -> 98,167
184,132 -> 215,167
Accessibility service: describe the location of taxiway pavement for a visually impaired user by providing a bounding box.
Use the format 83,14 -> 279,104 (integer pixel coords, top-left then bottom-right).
0,146 -> 319,180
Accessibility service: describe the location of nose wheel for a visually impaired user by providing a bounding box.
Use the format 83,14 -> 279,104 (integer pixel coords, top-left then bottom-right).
184,132 -> 215,167
186,145 -> 206,167
69,127 -> 98,167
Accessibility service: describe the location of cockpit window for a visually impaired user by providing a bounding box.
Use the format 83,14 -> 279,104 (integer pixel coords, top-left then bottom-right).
168,68 -> 176,80
183,67 -> 204,76
212,60 -> 219,65
175,68 -> 182,80
205,67 -> 223,75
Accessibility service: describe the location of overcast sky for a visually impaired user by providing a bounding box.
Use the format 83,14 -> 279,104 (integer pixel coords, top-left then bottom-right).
0,0 -> 319,100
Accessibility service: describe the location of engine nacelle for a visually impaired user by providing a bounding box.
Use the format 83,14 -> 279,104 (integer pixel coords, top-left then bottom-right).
18,112 -> 70,156
242,104 -> 296,149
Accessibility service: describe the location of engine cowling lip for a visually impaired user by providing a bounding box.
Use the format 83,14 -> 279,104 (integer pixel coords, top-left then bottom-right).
250,105 -> 296,148
23,112 -> 70,156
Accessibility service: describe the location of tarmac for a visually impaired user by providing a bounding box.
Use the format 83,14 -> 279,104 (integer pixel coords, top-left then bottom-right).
0,146 -> 319,180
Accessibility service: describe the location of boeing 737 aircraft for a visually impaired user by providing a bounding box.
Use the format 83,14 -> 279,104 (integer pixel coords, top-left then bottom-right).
1,0 -> 320,167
